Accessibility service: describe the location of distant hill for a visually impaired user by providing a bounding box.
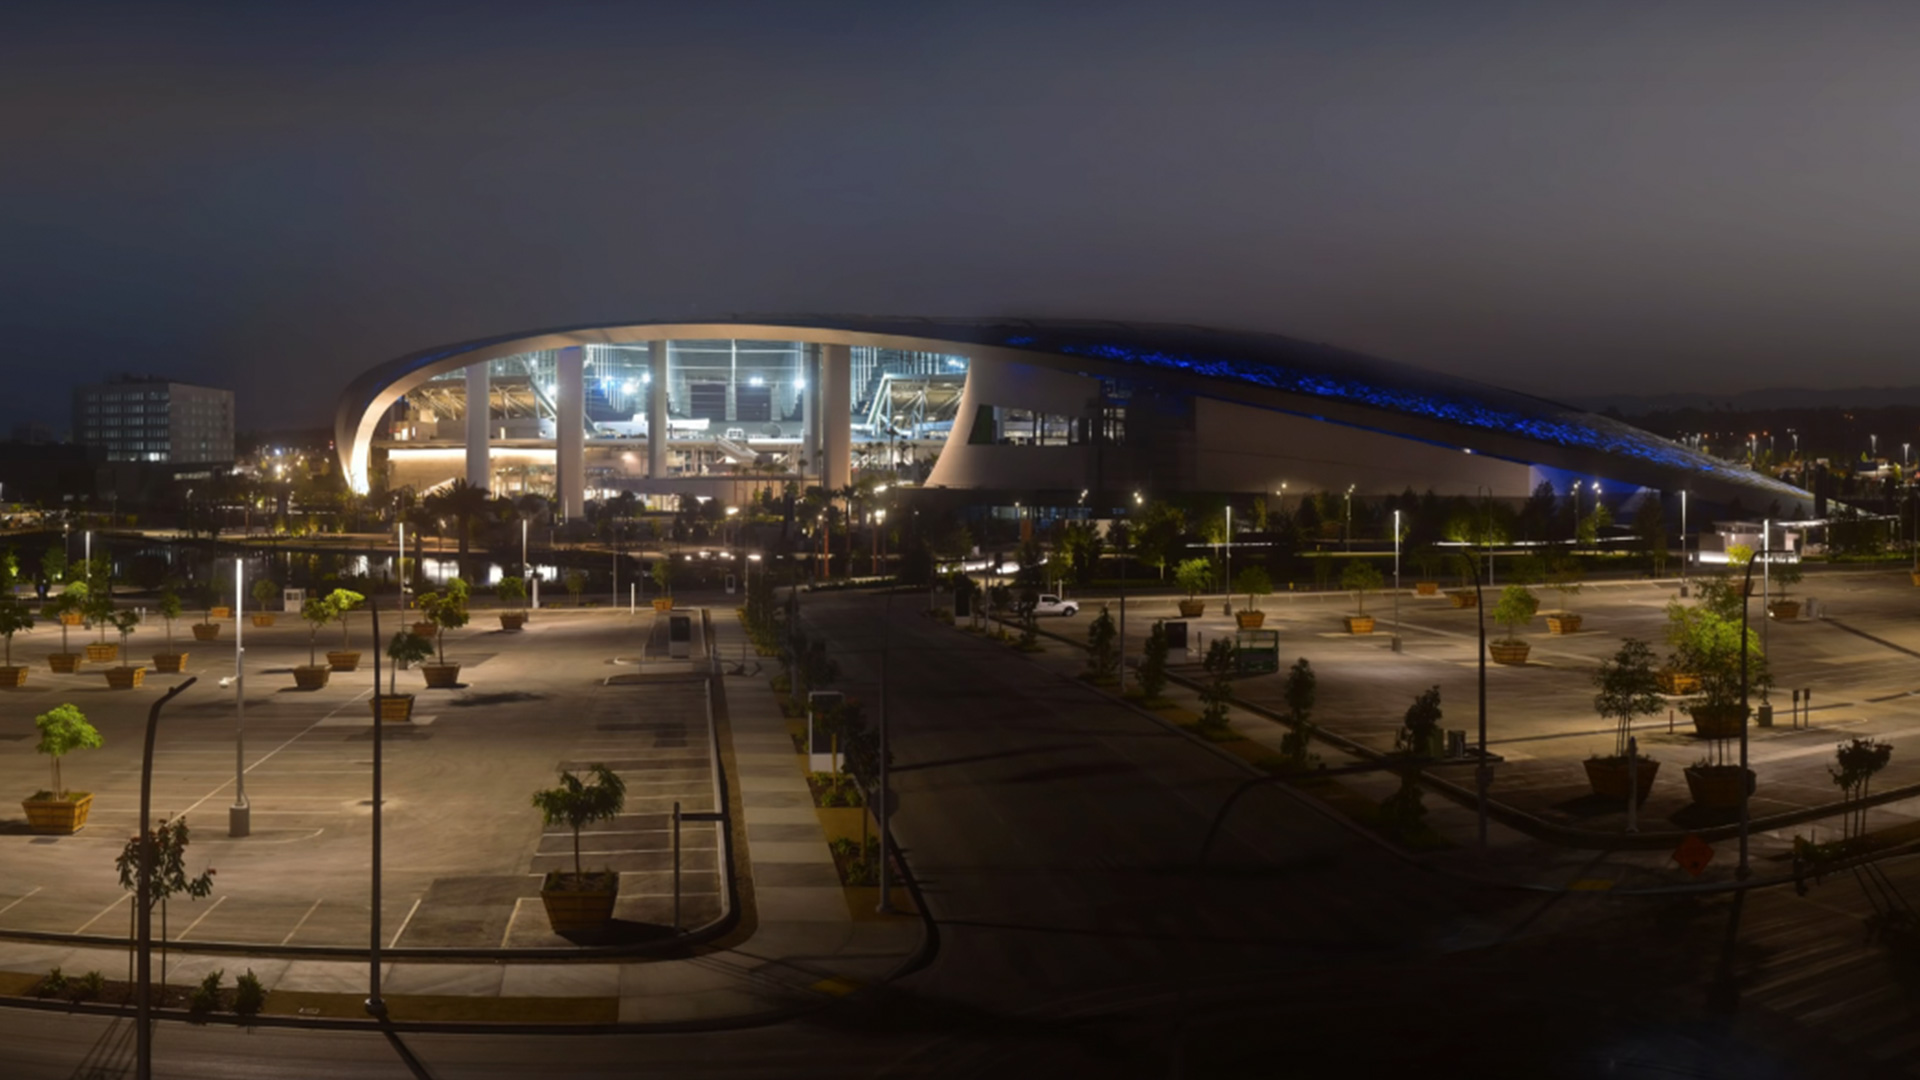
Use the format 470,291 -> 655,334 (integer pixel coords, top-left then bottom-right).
1570,387 -> 1920,417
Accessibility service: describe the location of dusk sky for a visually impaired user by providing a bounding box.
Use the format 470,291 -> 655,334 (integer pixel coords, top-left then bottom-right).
7,1 -> 1920,433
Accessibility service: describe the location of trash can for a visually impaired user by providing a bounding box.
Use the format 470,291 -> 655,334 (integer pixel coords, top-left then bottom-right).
1163,621 -> 1188,650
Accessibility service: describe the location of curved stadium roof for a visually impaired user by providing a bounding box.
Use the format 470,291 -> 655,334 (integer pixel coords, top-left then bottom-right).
338,315 -> 1808,505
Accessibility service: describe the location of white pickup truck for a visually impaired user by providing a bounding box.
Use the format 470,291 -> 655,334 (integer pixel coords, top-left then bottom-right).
1027,594 -> 1079,617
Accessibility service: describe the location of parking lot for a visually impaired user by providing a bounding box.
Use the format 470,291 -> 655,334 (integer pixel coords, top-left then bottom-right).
0,606 -> 724,950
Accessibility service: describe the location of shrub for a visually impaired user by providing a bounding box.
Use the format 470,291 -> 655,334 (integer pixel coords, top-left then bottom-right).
234,969 -> 267,1018
190,969 -> 223,1016
36,966 -> 67,998
1137,622 -> 1169,700
1397,685 -> 1444,758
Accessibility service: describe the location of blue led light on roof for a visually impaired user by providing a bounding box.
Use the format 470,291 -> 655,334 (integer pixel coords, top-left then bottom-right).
1001,334 -> 1802,497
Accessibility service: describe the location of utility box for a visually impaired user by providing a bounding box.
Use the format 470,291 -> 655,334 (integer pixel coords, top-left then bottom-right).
668,613 -> 692,658
1163,620 -> 1188,651
282,588 -> 305,612
807,690 -> 845,773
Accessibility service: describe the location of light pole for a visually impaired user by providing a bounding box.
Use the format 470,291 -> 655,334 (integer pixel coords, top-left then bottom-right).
397,521 -> 407,608
1391,509 -> 1402,652
1343,485 -> 1354,553
1222,503 -> 1233,616
230,558 -> 249,837
876,584 -> 895,915
1680,490 -> 1688,584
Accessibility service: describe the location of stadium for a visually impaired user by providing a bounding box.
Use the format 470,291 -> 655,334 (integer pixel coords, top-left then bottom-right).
334,317 -> 1812,520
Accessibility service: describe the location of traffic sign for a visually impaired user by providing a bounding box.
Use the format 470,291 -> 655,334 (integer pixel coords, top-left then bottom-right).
1672,833 -> 1714,877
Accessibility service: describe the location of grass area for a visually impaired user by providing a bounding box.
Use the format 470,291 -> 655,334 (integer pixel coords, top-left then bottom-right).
1312,781 -> 1454,852
1775,816 -> 1920,864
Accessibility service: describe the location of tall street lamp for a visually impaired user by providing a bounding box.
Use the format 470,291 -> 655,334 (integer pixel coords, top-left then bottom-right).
1343,485 -> 1355,553
230,558 -> 249,837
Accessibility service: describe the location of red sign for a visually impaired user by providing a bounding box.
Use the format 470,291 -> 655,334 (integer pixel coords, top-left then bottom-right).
1672,833 -> 1714,877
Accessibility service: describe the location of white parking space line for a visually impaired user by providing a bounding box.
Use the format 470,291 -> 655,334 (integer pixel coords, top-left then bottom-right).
281,899 -> 324,945
389,898 -> 422,949
74,894 -> 130,934
173,690 -> 372,819
0,887 -> 42,918
174,895 -> 227,940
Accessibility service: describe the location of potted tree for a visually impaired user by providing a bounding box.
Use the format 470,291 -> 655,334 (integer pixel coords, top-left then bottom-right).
377,629 -> 435,721
1668,597 -> 1769,740
0,585 -> 33,687
152,586 -> 188,673
44,586 -> 84,673
497,576 -> 528,631
1232,565 -> 1272,629
1446,553 -> 1479,608
293,595 -> 335,689
250,578 -> 279,627
1584,638 -> 1664,801
81,583 -> 118,664
1174,558 -> 1211,618
651,560 -> 674,611
416,577 -> 469,688
531,765 -> 626,934
1341,561 -> 1383,633
1767,559 -> 1803,621
1544,555 -> 1584,634
191,583 -> 222,642
1488,584 -> 1538,665
23,704 -> 102,834
102,610 -> 144,689
322,588 -> 365,670
1412,548 -> 1442,597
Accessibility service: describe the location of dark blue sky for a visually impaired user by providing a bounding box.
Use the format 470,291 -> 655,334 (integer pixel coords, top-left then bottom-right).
6,1 -> 1920,432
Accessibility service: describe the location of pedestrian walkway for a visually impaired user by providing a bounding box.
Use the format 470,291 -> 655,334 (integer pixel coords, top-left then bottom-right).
0,610 -> 929,1028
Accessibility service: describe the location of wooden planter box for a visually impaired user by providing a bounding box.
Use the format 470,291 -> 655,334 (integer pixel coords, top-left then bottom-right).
22,793 -> 92,834
151,653 -> 188,674
209,606 -> 231,619
1488,640 -> 1530,665
1767,600 -> 1801,621
1447,591 -> 1478,608
292,665 -> 330,690
499,613 -> 527,631
251,614 -> 275,628
1685,764 -> 1754,809
1912,571 -> 1920,587
411,621 -> 438,639
191,623 -> 221,642
1177,599 -> 1206,618
422,663 -> 461,688
1689,705 -> 1748,739
84,642 -> 118,663
47,653 -> 80,674
58,612 -> 83,627
651,598 -> 675,612
540,874 -> 619,933
1345,615 -> 1376,634
1657,670 -> 1700,695
1545,614 -> 1583,634
1414,582 -> 1439,596
1234,610 -> 1266,629
0,665 -> 26,687
1584,756 -> 1659,803
103,666 -> 145,690
326,651 -> 362,672
372,694 -> 416,723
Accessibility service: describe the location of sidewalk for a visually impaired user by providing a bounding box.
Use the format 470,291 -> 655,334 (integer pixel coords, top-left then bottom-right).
0,611 -> 929,1028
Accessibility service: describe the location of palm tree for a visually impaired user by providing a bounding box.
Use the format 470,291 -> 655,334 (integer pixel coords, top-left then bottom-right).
425,479 -> 493,561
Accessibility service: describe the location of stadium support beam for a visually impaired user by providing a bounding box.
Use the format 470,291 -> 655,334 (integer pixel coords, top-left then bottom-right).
556,346 -> 585,520
465,363 -> 490,492
648,341 -> 667,480
822,343 -> 852,491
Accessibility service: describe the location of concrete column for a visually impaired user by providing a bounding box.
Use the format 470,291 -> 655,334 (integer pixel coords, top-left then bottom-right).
822,343 -> 852,491
799,347 -> 815,482
465,363 -> 490,491
648,340 -> 668,480
556,346 -> 585,520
